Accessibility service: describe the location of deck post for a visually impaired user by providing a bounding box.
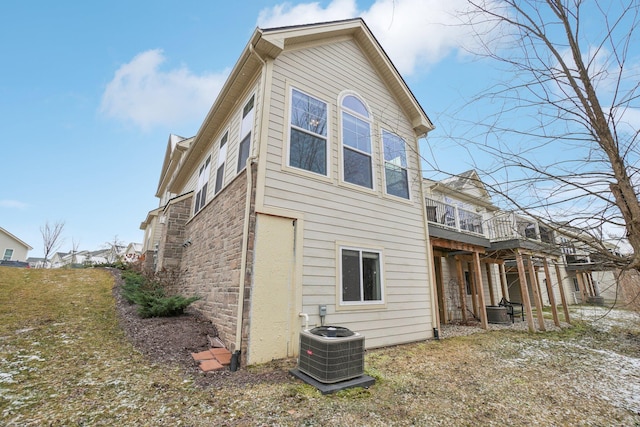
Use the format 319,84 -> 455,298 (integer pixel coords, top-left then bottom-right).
486,263 -> 496,306
515,250 -> 536,333
554,262 -> 571,324
499,263 -> 509,301
455,256 -> 467,322
473,251 -> 489,329
468,261 -> 479,318
527,256 -> 546,331
542,258 -> 560,327
576,272 -> 588,303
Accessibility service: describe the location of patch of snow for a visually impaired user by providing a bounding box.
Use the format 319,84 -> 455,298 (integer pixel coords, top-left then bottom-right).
573,306 -> 640,332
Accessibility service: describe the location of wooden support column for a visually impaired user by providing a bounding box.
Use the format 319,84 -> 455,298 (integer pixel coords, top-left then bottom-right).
515,250 -> 536,333
473,251 -> 489,329
542,258 -> 560,327
434,256 -> 447,324
554,262 -> 571,324
468,262 -> 479,318
576,272 -> 588,303
486,264 -> 496,306
499,263 -> 509,301
527,256 -> 546,331
455,256 -> 467,322
586,272 -> 596,296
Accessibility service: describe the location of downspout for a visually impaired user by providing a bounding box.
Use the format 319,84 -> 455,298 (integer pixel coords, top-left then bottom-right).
418,134 -> 441,338
232,39 -> 267,370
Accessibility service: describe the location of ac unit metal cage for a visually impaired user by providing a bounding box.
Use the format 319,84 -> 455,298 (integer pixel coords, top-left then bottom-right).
298,326 -> 365,384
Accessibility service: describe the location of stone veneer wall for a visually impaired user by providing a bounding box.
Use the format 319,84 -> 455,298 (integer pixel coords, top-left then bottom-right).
141,250 -> 156,274
156,195 -> 192,271
180,163 -> 257,363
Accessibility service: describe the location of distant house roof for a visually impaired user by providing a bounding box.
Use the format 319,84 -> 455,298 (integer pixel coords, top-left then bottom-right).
0,227 -> 33,250
440,170 -> 478,191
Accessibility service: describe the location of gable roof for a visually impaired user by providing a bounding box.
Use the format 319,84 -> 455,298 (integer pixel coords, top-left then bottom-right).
169,18 -> 434,193
0,227 -> 33,250
424,170 -> 497,211
156,134 -> 193,198
440,170 -> 491,200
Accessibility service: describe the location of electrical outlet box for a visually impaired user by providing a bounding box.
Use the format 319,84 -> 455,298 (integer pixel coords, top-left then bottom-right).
319,305 -> 327,317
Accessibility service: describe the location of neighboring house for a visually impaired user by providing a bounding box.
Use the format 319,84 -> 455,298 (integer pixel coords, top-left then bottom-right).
425,171 -> 572,332
47,249 -> 110,268
0,227 -> 32,262
556,227 -> 628,305
26,257 -> 46,268
144,19 -> 436,366
123,242 -> 142,263
424,170 -> 635,331
140,134 -> 194,273
49,252 -> 69,269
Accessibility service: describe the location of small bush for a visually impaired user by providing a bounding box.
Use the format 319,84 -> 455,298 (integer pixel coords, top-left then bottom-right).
121,271 -> 150,304
120,270 -> 199,318
137,294 -> 201,318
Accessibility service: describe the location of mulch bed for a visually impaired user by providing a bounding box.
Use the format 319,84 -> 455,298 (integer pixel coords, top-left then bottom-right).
109,269 -> 293,388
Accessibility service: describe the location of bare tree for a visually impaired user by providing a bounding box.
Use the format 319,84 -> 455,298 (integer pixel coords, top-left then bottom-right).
438,0 -> 640,270
41,221 -> 65,268
104,235 -> 125,264
70,238 -> 80,266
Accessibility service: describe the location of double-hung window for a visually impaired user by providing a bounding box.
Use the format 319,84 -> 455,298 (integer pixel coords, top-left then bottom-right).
289,88 -> 328,175
237,95 -> 254,172
340,247 -> 383,304
3,248 -> 13,261
382,130 -> 410,199
215,132 -> 228,194
341,95 -> 373,188
194,155 -> 211,214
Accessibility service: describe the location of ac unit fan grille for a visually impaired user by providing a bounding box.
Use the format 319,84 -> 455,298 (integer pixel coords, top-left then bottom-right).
298,330 -> 364,383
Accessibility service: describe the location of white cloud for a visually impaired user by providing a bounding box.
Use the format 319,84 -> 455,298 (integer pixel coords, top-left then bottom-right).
618,108 -> 640,131
257,0 -> 480,75
0,200 -> 28,209
257,0 -> 358,28
100,49 -> 228,130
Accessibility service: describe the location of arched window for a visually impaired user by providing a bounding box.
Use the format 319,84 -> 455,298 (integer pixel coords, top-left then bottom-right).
341,94 -> 373,188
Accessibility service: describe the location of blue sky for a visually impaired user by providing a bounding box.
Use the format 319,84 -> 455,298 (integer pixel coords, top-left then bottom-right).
2,0 -> 637,257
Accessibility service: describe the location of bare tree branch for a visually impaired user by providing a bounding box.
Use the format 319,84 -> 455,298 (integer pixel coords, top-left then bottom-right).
40,221 -> 65,267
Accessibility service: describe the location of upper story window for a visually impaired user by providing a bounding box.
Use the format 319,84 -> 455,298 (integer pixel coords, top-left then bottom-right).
289,88 -> 328,175
237,95 -> 255,173
194,155 -> 211,214
382,130 -> 410,199
341,95 -> 373,189
214,132 -> 228,195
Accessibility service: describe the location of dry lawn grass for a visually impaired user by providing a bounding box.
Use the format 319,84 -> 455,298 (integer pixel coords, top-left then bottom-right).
1,267 -> 639,426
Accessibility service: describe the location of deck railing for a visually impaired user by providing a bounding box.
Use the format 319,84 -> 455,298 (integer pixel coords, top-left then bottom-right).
425,198 -> 484,235
425,198 -> 556,245
486,212 -> 554,244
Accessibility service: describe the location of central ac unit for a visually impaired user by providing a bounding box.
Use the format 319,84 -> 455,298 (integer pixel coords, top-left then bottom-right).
298,326 -> 365,384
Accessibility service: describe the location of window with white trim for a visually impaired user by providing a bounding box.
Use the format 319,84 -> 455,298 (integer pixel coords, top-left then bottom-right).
194,155 -> 211,214
382,130 -> 410,199
340,247 -> 383,304
341,95 -> 373,188
3,248 -> 13,261
214,132 -> 228,195
237,95 -> 254,172
289,88 -> 328,175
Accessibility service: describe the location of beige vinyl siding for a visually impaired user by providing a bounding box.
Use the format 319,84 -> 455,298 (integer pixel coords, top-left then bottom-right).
261,39 -> 432,348
181,81 -> 261,218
